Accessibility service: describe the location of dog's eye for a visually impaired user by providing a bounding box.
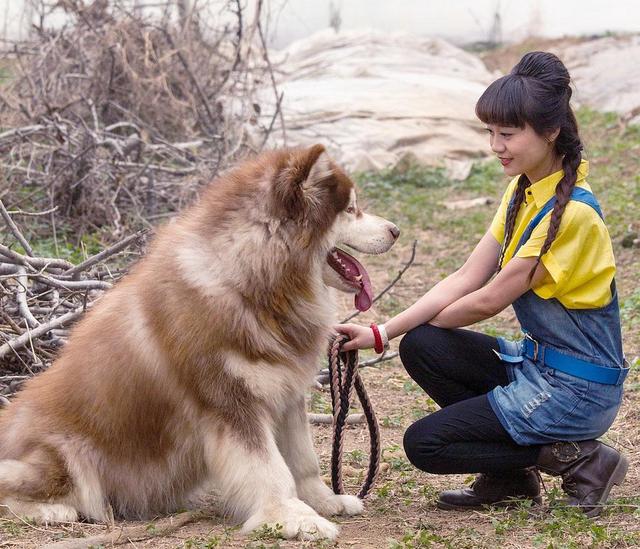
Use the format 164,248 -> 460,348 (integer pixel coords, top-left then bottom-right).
346,206 -> 355,214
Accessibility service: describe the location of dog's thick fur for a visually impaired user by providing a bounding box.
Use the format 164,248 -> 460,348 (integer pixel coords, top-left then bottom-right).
0,145 -> 398,540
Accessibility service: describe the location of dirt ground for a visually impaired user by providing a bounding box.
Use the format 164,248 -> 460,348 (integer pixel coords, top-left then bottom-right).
2,238 -> 639,549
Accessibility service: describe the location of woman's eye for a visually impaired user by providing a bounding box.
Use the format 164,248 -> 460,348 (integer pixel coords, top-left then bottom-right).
346,206 -> 355,214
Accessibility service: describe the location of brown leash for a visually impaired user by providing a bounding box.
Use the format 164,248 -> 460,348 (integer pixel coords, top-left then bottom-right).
328,334 -> 381,498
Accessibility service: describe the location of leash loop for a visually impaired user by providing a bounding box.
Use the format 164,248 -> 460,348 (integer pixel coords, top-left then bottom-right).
327,334 -> 381,499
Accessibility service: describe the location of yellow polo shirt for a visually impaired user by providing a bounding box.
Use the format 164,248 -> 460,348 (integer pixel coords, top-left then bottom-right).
489,161 -> 616,309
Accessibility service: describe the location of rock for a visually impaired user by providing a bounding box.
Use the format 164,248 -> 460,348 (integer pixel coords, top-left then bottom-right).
260,29 -> 495,175
443,197 -> 494,210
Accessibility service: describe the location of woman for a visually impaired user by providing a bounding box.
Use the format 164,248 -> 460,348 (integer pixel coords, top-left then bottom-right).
335,51 -> 629,517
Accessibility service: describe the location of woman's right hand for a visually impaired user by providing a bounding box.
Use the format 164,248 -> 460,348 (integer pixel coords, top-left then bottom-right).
333,323 -> 376,351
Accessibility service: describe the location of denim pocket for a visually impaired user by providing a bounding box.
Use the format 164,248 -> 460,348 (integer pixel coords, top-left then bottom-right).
490,358 -> 625,444
539,366 -> 590,401
535,367 -> 622,439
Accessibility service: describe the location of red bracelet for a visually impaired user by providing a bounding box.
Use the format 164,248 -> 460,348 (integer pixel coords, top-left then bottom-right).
370,323 -> 384,354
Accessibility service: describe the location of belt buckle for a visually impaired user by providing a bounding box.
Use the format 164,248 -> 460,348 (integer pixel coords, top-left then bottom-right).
524,333 -> 539,361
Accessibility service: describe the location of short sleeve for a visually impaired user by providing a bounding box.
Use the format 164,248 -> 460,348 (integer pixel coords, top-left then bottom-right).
489,177 -> 519,244
515,202 -> 615,306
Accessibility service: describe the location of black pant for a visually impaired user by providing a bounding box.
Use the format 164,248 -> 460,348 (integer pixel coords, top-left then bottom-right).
400,324 -> 541,474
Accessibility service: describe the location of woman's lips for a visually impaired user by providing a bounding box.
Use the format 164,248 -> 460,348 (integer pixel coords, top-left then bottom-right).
500,157 -> 512,166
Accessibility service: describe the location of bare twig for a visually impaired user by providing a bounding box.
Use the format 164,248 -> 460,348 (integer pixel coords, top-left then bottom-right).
0,200 -> 35,256
15,267 -> 39,329
342,240 -> 418,323
40,510 -> 202,549
309,413 -> 365,425
0,307 -> 85,359
63,229 -> 147,278
0,1 -> 275,235
315,351 -> 399,386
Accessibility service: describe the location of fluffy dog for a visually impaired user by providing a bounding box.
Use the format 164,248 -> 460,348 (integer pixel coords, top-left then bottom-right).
0,145 -> 399,540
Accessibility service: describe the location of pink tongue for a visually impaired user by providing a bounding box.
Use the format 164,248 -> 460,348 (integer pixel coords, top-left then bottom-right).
355,270 -> 373,312
334,248 -> 373,312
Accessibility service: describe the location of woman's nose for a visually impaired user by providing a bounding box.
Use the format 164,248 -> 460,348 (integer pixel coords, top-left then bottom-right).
491,136 -> 505,153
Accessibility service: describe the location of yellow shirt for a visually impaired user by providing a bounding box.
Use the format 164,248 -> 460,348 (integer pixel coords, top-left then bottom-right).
489,160 -> 616,309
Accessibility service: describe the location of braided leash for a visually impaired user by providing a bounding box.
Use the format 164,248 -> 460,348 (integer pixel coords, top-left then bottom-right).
327,334 -> 381,499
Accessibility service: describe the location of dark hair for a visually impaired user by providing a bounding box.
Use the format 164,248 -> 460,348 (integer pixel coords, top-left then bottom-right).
476,51 -> 583,276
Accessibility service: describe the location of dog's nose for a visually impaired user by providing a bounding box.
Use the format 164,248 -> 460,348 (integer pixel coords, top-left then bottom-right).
389,224 -> 400,240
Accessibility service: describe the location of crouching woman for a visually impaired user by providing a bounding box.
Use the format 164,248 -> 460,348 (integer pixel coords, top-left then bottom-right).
336,51 -> 629,516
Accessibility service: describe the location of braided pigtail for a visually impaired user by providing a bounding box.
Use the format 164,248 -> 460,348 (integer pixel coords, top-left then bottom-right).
497,174 -> 531,272
529,106 -> 583,281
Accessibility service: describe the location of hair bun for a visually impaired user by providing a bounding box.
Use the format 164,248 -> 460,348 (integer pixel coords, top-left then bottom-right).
511,51 -> 570,94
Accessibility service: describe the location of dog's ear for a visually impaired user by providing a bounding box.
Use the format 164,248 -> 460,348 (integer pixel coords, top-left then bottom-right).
272,144 -> 333,220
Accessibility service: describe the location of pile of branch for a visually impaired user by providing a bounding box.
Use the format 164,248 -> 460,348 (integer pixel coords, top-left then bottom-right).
0,0 -> 280,237
0,199 -> 146,398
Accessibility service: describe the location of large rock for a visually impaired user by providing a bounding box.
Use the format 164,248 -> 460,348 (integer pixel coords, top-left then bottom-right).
261,29 -> 497,175
560,34 -> 640,124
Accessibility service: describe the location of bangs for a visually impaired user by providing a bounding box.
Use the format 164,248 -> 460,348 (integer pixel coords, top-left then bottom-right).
475,75 -> 528,128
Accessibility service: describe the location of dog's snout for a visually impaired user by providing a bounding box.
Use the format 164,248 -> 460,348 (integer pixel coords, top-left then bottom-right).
388,224 -> 400,240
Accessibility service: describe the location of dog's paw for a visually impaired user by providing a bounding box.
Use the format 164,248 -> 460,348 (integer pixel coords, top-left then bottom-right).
313,493 -> 364,516
331,494 -> 364,515
242,498 -> 339,541
2,500 -> 78,524
297,478 -> 364,516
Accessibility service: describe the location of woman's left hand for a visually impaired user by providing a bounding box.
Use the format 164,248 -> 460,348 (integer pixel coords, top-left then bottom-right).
333,323 -> 375,351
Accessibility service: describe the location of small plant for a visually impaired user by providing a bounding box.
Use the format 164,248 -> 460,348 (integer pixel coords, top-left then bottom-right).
346,448 -> 366,466
249,523 -> 285,542
381,414 -> 404,428
382,444 -> 413,471
376,482 -> 392,499
403,380 -> 422,394
308,391 -> 333,414
388,525 -> 448,548
0,519 -> 24,535
182,536 -> 222,548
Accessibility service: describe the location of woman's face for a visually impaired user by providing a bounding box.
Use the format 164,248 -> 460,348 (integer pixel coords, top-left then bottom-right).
484,123 -> 561,183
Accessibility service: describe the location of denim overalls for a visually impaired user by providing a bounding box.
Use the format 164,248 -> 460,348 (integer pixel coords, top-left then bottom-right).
487,188 -> 628,445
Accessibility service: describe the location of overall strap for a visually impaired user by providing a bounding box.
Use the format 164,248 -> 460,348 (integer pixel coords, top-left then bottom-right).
514,187 -> 604,254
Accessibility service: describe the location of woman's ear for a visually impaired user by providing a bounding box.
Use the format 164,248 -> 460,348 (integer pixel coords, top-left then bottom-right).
547,127 -> 561,144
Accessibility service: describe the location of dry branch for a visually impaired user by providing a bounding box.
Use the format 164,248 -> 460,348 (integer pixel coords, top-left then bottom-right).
0,1 -> 278,237
40,510 -> 202,549
342,240 -> 418,323
308,413 -> 365,425
0,205 -> 145,392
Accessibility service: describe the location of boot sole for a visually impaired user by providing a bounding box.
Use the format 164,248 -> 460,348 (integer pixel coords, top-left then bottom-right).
436,495 -> 543,511
583,453 -> 629,518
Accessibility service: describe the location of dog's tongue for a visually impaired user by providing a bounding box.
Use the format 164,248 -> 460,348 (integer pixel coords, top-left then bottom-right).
355,265 -> 373,311
334,248 -> 373,312
355,279 -> 373,312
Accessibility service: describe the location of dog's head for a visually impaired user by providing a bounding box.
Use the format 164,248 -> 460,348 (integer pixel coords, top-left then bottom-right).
271,145 -> 399,311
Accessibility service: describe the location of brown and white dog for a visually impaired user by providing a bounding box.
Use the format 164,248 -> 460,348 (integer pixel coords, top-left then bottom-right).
0,145 -> 399,540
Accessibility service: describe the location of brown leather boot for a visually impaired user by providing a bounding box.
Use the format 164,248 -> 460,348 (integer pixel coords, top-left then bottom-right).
437,468 -> 542,510
536,440 -> 628,517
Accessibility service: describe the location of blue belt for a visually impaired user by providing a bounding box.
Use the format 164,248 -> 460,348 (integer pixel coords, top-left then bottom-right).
495,334 -> 629,386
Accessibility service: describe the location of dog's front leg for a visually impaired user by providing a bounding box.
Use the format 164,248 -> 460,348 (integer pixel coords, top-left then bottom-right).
276,395 -> 363,517
206,423 -> 339,541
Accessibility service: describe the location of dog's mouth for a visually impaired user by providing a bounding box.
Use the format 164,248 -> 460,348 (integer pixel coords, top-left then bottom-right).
327,247 -> 373,311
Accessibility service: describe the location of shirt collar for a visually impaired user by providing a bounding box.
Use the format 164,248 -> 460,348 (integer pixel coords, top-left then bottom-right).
526,160 -> 589,207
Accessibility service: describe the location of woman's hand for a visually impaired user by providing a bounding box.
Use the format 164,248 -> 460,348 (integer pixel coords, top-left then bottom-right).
333,323 -> 376,351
